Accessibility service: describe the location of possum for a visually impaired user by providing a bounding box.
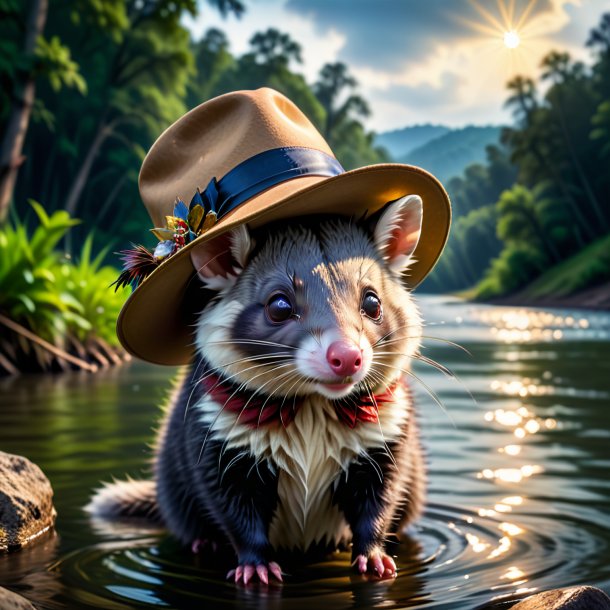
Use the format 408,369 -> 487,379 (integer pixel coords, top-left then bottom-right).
87,194 -> 427,585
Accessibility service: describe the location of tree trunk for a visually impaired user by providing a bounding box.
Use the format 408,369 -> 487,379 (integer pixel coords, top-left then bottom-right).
97,171 -> 129,224
64,120 -> 112,217
0,0 -> 49,222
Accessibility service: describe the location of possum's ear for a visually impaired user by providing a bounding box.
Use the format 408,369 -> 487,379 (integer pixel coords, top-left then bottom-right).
372,194 -> 422,274
189,225 -> 254,291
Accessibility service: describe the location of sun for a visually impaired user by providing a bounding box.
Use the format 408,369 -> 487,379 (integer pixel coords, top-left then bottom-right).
503,30 -> 521,49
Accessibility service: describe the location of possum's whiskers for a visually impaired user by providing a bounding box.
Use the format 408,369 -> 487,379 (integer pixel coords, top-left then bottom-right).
216,366 -> 299,473
184,352 -> 293,421
196,361 -> 295,465
214,362 -> 299,453
207,338 -> 299,351
373,348 -> 477,409
370,360 -> 457,429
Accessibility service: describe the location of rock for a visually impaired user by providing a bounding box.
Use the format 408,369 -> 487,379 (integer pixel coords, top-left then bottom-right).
0,452 -> 56,553
512,586 -> 610,610
0,587 -> 37,609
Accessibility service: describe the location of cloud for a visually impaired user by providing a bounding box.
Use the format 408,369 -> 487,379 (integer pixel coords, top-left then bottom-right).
285,0 -> 559,71
285,0 -> 610,129
183,0 -> 610,130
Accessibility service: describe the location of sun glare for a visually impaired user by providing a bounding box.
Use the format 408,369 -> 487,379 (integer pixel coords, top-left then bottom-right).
504,30 -> 520,49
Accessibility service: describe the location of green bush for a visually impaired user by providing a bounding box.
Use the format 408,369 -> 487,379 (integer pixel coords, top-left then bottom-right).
0,201 -> 85,343
0,202 -> 126,372
474,244 -> 548,300
54,236 -> 125,346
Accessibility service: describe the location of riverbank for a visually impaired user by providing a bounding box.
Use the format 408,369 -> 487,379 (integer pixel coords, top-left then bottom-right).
458,234 -> 610,311
486,281 -> 610,311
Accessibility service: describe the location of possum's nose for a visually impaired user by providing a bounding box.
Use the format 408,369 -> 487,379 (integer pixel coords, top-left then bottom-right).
326,341 -> 363,377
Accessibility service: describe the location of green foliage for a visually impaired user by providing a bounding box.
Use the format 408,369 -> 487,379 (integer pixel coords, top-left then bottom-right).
428,12 -> 610,299
422,145 -> 515,293
250,28 -> 302,67
54,236 -> 125,345
3,0 -> 387,252
0,201 -> 84,341
524,234 -> 610,298
0,203 -> 125,353
591,100 -> 610,157
5,0 -> 606,309
474,244 -> 548,300
313,62 -> 388,169
35,35 -> 87,93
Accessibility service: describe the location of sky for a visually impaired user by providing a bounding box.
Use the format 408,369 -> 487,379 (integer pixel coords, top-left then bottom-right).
185,0 -> 610,132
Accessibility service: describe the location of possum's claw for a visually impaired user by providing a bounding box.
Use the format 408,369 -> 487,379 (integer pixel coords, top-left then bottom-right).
226,561 -> 283,585
352,552 -> 397,579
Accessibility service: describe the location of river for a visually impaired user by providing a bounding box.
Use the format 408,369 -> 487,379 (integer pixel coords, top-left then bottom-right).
1,295 -> 609,609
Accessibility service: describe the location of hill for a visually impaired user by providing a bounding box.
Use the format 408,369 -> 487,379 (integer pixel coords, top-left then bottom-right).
399,126 -> 502,182
479,234 -> 610,310
374,124 -> 450,159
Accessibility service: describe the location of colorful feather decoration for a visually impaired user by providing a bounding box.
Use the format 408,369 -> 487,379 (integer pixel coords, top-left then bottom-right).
114,186 -> 219,291
112,245 -> 160,291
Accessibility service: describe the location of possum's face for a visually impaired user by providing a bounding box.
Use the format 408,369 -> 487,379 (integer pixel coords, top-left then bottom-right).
191,195 -> 423,400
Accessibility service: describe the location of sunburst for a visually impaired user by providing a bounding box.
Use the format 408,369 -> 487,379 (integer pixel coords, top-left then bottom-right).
504,30 -> 521,49
457,0 -> 543,50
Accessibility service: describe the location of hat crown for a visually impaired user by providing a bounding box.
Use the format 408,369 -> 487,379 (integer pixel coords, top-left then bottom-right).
139,88 -> 334,227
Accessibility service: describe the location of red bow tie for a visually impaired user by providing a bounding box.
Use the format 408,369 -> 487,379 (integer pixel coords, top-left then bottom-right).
198,370 -> 401,429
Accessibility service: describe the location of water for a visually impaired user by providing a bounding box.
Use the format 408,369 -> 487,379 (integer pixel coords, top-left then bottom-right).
0,295 -> 609,609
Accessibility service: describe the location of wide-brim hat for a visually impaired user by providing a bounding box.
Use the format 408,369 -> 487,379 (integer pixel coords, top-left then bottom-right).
116,87 -> 451,365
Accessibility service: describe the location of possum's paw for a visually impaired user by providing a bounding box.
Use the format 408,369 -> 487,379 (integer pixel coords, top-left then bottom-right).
352,552 -> 397,579
226,562 -> 283,585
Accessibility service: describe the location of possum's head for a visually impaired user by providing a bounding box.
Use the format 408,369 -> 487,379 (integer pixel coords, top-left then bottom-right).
190,195 -> 423,400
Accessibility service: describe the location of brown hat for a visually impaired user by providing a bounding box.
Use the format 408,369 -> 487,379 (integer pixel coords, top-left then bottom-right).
116,87 -> 451,365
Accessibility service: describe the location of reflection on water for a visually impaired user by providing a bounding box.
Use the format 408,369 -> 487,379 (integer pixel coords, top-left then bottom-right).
0,295 -> 609,609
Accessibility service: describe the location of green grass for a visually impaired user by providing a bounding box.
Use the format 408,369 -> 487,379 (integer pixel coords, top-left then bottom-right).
523,234 -> 610,298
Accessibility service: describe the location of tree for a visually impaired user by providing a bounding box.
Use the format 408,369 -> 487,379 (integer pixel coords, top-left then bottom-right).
0,0 -> 49,223
504,76 -> 538,123
502,80 -> 595,244
62,0 -> 199,218
187,28 -> 235,106
0,0 -> 125,223
496,185 -> 560,264
540,51 -> 607,232
314,63 -> 369,144
214,29 -> 326,131
586,12 -> 610,53
249,28 -> 302,68
1,0 -> 245,228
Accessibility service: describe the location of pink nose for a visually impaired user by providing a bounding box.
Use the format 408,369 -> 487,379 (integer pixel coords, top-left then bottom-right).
326,341 -> 363,377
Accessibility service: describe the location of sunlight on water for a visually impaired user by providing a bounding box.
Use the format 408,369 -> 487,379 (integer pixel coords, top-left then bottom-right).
0,296 -> 609,609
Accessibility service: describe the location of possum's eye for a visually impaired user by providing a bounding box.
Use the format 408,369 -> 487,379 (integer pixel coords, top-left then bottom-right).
361,291 -> 382,322
265,292 -> 294,323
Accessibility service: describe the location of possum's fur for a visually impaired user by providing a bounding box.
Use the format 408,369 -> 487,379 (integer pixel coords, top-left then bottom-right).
87,195 -> 427,579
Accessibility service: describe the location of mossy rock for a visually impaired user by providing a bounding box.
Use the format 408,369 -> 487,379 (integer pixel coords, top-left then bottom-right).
0,452 -> 56,553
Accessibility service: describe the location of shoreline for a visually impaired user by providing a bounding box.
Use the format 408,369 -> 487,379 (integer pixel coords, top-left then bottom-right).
481,281 -> 610,312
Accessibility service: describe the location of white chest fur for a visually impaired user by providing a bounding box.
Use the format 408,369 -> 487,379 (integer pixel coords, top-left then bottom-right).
196,385 -> 410,551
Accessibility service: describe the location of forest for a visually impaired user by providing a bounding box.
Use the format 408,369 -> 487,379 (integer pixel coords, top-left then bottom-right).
1,0 -> 609,373
424,14 -> 610,299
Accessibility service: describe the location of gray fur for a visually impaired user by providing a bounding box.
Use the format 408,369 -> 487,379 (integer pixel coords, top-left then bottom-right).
88,203 -> 427,576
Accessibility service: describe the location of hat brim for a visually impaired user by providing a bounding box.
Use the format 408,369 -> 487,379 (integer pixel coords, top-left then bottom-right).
117,163 -> 451,365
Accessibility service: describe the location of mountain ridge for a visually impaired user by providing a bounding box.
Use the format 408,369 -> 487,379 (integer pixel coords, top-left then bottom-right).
375,124 -> 503,182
